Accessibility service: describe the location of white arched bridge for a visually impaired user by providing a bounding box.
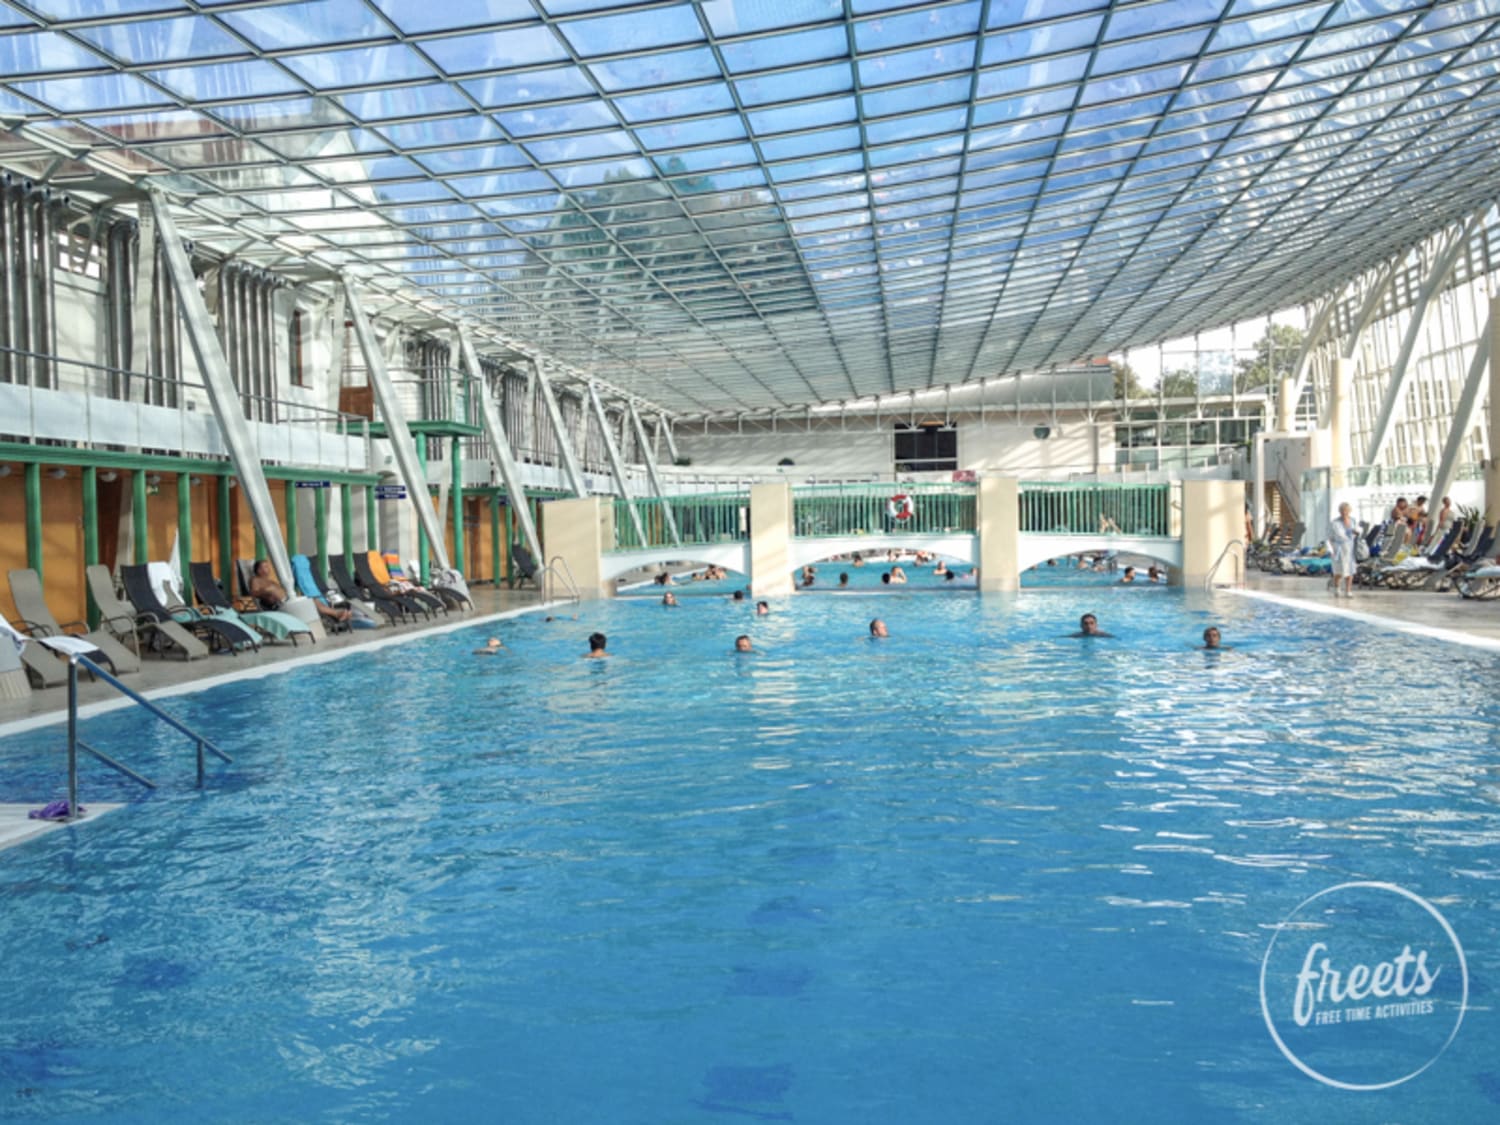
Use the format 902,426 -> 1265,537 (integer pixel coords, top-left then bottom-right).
597,480 -> 1188,584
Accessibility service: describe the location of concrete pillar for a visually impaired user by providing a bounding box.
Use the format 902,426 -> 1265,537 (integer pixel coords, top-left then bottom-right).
1487,294 -> 1500,525
1180,479 -> 1244,588
749,482 -> 794,598
541,496 -> 611,599
976,476 -> 1019,592
1327,356 -> 1352,482
1276,374 -> 1295,432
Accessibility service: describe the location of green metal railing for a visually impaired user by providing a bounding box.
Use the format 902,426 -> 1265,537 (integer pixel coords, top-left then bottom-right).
791,483 -> 976,537
1301,463 -> 1480,491
1019,482 -> 1174,536
609,492 -> 749,551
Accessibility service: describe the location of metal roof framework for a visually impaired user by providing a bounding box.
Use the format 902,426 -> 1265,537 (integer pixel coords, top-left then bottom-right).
1,0 -> 1499,418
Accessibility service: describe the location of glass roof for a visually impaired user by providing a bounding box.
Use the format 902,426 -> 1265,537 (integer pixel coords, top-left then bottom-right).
3,0 -> 1500,416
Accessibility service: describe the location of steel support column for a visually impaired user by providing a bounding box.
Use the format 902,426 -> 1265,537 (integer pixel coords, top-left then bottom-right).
1430,320 -> 1490,506
176,471 -> 192,598
535,364 -> 587,496
340,484 -> 353,572
489,492 -> 501,585
1364,219 -> 1479,465
659,412 -> 681,466
416,432 -> 430,586
314,484 -> 328,582
340,274 -> 452,572
590,383 -> 644,546
132,468 -> 148,565
284,478 -> 298,558
82,466 -> 99,628
451,435 -> 465,577
24,461 -> 41,576
217,474 -> 232,594
149,189 -> 297,593
629,403 -> 680,546
457,329 -> 542,565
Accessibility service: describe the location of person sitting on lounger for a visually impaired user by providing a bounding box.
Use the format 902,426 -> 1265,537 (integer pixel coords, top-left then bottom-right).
251,560 -> 351,625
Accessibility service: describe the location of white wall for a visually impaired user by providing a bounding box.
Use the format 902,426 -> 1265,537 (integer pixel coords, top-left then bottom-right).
674,414 -> 1116,480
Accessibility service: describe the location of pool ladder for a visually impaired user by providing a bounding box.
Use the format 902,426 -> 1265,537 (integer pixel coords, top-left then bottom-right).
61,653 -> 232,821
1205,538 -> 1246,591
542,555 -> 582,605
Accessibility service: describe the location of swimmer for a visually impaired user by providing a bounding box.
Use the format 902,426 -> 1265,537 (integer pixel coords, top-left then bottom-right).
731,589 -> 745,602
890,566 -> 907,584
934,560 -> 948,575
654,572 -> 671,586
869,618 -> 888,638
756,601 -> 769,615
585,632 -> 608,659
1149,565 -> 1163,583
472,637 -> 505,655
882,572 -> 892,585
1121,566 -> 1136,584
734,634 -> 753,653
1202,626 -> 1230,650
839,573 -> 849,587
852,554 -> 865,568
802,573 -> 815,587
662,592 -> 678,607
1073,613 -> 1113,638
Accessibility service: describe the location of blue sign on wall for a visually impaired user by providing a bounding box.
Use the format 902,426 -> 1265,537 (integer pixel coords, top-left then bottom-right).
375,485 -> 407,500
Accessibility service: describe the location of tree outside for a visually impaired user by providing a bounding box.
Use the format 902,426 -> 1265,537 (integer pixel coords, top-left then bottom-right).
1234,324 -> 1305,394
1112,359 -> 1149,399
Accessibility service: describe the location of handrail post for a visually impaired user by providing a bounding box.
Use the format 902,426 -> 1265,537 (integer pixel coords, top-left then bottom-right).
67,657 -> 79,822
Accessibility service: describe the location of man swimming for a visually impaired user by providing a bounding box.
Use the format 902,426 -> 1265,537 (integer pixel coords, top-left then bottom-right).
1202,626 -> 1229,650
585,632 -> 608,659
472,637 -> 505,655
869,618 -> 888,638
1073,613 -> 1113,638
662,593 -> 678,607
734,634 -> 753,653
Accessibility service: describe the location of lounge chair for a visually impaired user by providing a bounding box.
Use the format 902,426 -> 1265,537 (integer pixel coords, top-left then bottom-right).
189,561 -> 315,645
86,564 -> 206,662
291,554 -> 372,630
120,564 -> 257,655
354,552 -> 437,618
7,567 -> 140,674
1,618 -> 114,686
370,552 -> 448,616
328,555 -> 413,624
511,543 -> 541,589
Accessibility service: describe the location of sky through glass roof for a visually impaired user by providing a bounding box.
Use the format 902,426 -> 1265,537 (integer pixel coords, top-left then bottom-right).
1,0 -> 1499,415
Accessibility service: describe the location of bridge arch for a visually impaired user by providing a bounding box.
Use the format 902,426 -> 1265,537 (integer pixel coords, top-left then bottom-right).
599,541 -> 750,584
789,533 -> 977,574
1016,534 -> 1182,574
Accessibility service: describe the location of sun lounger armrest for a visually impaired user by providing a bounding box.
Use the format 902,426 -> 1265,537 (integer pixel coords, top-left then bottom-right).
14,618 -> 58,638
57,619 -> 90,635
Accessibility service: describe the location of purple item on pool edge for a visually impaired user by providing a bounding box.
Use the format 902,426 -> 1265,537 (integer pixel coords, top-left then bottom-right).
29,800 -> 80,821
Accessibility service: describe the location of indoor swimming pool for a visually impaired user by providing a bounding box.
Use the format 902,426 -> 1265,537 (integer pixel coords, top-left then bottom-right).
0,589 -> 1495,1122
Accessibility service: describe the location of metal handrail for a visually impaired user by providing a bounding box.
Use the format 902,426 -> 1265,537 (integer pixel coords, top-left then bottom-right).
542,555 -> 582,605
64,653 -> 233,820
1205,539 -> 1246,592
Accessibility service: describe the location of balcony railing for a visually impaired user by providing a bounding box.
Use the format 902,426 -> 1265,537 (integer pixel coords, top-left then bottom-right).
1019,482 -> 1176,536
791,482 -> 976,537
609,492 -> 750,552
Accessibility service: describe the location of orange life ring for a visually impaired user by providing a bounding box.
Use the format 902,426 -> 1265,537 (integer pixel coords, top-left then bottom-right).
887,493 -> 915,522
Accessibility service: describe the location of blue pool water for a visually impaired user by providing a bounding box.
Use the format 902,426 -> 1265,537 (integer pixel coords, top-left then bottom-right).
1,590 -> 1497,1122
